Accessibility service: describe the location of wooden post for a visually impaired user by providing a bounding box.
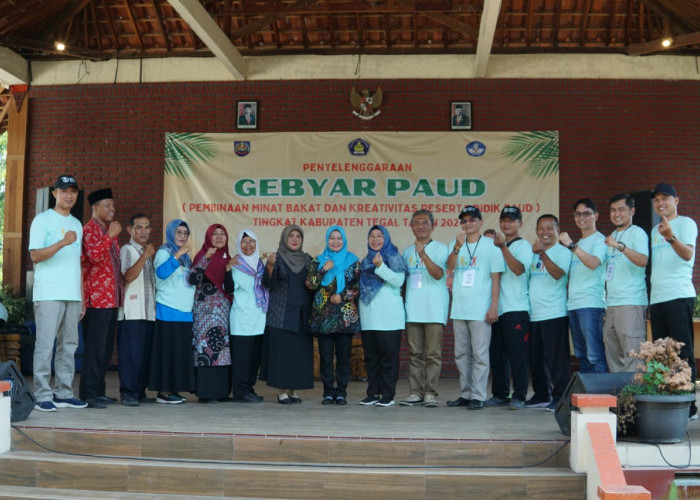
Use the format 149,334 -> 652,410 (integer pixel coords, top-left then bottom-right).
2,85 -> 28,294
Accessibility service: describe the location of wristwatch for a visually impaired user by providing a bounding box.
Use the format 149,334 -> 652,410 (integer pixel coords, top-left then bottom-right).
567,242 -> 577,251
666,236 -> 676,244
617,242 -> 626,252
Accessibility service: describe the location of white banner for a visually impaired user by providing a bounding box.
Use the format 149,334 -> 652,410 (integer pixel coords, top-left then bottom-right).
163,131 -> 559,256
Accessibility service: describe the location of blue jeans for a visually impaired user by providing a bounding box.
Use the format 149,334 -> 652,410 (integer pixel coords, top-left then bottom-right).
569,308 -> 607,373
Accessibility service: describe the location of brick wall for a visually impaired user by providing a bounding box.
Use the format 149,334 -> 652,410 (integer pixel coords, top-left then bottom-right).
23,79 -> 700,377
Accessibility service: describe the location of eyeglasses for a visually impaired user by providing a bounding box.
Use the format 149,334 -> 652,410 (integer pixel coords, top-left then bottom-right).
573,211 -> 594,218
175,230 -> 190,236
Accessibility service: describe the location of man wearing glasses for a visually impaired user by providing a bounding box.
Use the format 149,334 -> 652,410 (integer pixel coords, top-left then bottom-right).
559,199 -> 608,375
602,194 -> 648,372
400,210 -> 449,408
445,205 -> 504,410
649,182 -> 698,419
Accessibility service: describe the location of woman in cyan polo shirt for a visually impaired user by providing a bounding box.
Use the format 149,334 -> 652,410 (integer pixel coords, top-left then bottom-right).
225,230 -> 269,403
149,219 -> 196,404
358,225 -> 407,407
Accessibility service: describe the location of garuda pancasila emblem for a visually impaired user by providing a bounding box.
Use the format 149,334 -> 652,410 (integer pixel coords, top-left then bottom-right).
350,86 -> 383,120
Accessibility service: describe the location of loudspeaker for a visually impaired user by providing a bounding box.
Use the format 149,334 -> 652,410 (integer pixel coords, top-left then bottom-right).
0,361 -> 36,422
554,372 -> 635,436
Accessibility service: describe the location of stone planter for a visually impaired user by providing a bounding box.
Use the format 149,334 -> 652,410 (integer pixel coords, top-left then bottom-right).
634,393 -> 695,444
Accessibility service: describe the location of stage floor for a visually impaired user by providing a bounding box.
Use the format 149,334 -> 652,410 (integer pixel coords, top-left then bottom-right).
12,371 -> 698,443
11,372 -> 585,442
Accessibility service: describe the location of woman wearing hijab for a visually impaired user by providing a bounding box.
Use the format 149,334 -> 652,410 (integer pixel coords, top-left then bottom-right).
358,225 -> 408,407
306,225 -> 360,405
149,219 -> 196,404
260,225 -> 314,404
190,224 -> 233,403
225,230 -> 269,403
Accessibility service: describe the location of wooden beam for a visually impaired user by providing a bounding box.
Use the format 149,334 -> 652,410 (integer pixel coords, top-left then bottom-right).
38,0 -> 93,41
638,0 -> 693,34
626,30 -> 700,55
475,0 -> 502,77
0,46 -> 28,86
150,0 -> 170,52
229,0 -> 318,41
2,87 -> 28,294
123,0 -> 144,51
422,11 -> 479,39
167,0 -> 246,79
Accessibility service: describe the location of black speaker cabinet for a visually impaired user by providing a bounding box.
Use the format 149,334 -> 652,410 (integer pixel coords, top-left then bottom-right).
0,360 -> 36,422
554,371 -> 636,436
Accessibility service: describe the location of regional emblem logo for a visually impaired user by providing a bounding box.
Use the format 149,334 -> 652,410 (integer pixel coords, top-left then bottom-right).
466,141 -> 486,157
348,138 -> 371,156
234,141 -> 251,157
350,87 -> 383,120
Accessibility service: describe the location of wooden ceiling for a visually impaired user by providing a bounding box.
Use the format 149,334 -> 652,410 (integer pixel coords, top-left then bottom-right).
1,0 -> 699,62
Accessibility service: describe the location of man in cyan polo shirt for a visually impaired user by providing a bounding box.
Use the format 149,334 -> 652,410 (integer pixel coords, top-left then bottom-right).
603,194 -> 649,372
528,214 -> 573,411
28,175 -> 87,412
649,182 -> 698,419
400,210 -> 449,408
559,198 -> 608,374
489,206 -> 534,410
446,205 -> 504,410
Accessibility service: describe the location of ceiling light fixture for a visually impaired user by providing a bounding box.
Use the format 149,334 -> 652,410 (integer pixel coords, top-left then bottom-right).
54,41 -> 66,51
661,38 -> 672,48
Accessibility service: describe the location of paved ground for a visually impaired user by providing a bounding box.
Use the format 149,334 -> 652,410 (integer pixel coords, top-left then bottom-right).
17,371 -> 699,442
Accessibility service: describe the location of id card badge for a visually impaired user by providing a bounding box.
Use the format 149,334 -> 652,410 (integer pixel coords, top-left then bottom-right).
410,272 -> 423,289
461,269 -> 476,287
605,260 -> 614,281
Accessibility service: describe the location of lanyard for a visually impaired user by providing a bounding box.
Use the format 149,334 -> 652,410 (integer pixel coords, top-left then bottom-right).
414,240 -> 432,268
465,236 -> 481,266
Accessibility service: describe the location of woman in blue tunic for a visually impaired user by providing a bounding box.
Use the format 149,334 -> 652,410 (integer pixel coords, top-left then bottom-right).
149,219 -> 196,404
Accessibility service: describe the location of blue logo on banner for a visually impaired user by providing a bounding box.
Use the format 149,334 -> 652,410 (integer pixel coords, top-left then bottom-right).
234,141 -> 251,157
348,138 -> 370,156
466,141 -> 486,157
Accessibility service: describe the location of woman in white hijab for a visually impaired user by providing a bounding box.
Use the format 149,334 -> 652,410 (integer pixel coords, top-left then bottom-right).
224,230 -> 269,403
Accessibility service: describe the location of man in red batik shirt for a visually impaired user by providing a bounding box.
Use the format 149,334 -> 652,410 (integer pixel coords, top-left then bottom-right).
80,188 -> 124,408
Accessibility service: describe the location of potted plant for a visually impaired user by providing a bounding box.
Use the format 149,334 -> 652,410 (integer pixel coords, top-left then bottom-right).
618,337 -> 695,443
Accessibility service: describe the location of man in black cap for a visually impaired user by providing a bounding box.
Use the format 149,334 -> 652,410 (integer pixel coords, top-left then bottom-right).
80,188 -> 124,408
446,205 -> 504,410
649,182 -> 698,419
28,175 -> 88,412
488,206 -> 534,410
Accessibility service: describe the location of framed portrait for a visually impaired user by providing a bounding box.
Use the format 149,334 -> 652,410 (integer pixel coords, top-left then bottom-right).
450,101 -> 472,130
236,100 -> 258,129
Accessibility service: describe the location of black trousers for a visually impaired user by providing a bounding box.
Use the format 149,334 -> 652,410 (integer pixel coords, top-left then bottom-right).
529,316 -> 571,402
317,333 -> 353,399
490,311 -> 530,402
650,297 -> 696,381
361,330 -> 401,400
117,319 -> 154,399
80,307 -> 117,401
231,334 -> 263,398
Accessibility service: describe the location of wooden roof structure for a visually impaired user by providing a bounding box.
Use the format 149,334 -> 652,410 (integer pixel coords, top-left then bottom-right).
0,0 -> 699,130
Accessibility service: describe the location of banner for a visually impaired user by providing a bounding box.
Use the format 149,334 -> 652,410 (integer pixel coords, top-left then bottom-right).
163,131 -> 559,256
